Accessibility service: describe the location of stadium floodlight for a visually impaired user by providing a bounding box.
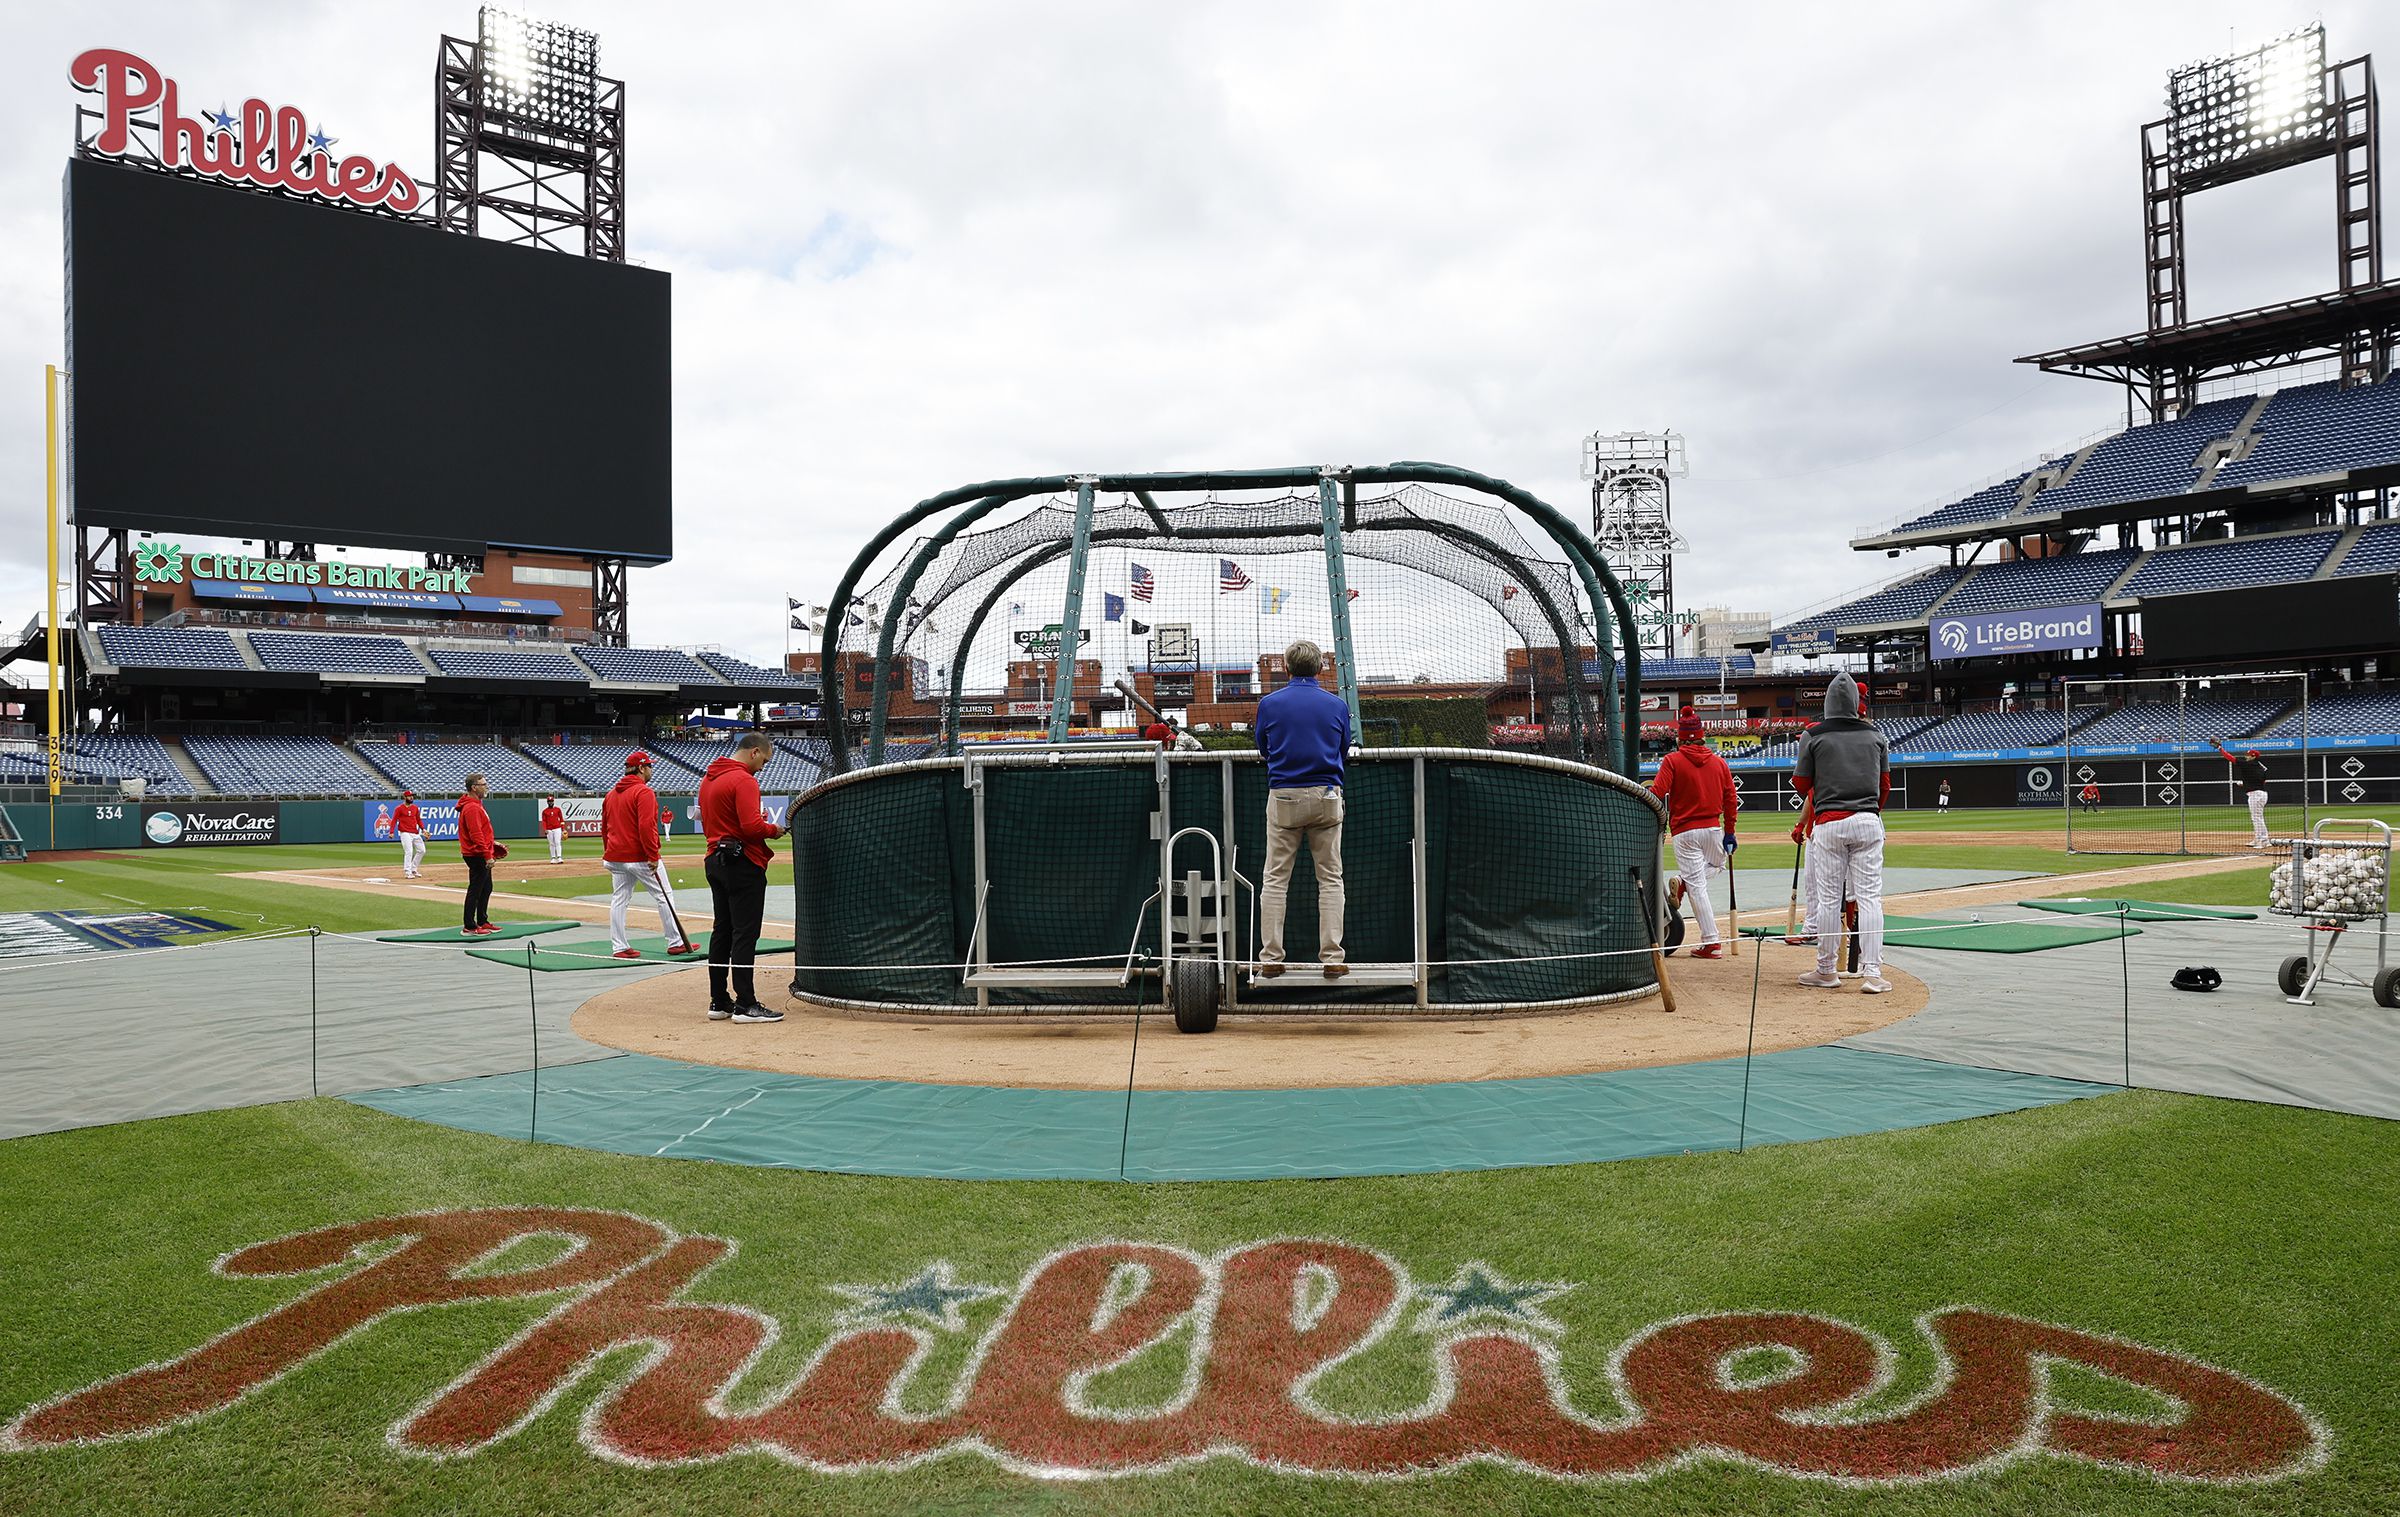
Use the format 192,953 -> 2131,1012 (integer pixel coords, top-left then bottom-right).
2165,25 -> 2331,188
476,6 -> 600,135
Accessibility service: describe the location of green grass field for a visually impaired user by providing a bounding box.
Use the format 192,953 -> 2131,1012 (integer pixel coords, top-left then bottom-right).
2,809 -> 2389,1513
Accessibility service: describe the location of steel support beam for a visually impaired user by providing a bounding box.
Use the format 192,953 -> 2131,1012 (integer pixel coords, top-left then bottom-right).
1315,472 -> 1364,737
1048,480 -> 1098,742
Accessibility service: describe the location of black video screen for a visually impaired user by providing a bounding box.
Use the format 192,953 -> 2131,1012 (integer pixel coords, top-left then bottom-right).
2141,573 -> 2399,663
67,157 -> 671,559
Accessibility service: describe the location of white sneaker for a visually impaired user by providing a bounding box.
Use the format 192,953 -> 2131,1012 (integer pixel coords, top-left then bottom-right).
1796,970 -> 1843,989
1861,974 -> 1892,994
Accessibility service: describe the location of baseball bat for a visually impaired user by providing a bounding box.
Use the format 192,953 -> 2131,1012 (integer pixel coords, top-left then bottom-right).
1634,867 -> 1677,1014
1725,851 -> 1740,957
1113,677 -> 1165,723
1785,836 -> 1803,939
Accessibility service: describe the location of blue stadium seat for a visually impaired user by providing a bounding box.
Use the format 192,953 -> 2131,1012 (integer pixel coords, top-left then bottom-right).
698,651 -> 809,686
2334,520 -> 2400,577
248,633 -> 428,675
1890,465 -> 2061,536
1586,655 -> 1758,682
1937,548 -> 2140,616
515,742 -> 700,790
646,738 -> 823,792
46,735 -> 193,794
2212,380 -> 2400,491
2282,689 -> 2400,739
182,736 -> 387,796
2116,531 -> 2340,599
2031,397 -> 2251,512
427,647 -> 587,681
574,646 -> 715,684
2066,698 -> 2289,746
95,625 -> 247,670
352,742 -> 570,795
1776,566 -> 1973,644
1895,711 -> 2071,751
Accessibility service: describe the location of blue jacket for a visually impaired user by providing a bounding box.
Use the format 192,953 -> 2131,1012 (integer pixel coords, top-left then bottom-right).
1257,676 -> 1353,789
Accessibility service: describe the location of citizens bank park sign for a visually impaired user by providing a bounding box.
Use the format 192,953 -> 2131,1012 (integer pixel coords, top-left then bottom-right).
133,542 -> 473,595
0,1208 -> 2327,1489
71,48 -> 422,215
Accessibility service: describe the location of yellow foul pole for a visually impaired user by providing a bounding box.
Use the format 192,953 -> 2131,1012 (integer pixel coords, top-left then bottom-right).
45,364 -> 63,846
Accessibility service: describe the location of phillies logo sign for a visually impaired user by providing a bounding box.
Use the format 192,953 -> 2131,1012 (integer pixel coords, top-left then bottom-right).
0,1208 -> 2326,1488
71,48 -> 421,215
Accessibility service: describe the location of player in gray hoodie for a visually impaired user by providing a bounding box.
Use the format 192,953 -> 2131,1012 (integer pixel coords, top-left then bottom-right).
1791,672 -> 1891,992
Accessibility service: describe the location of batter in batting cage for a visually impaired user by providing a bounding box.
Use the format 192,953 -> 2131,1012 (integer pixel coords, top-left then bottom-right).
2063,673 -> 2309,857
787,463 -> 1671,1025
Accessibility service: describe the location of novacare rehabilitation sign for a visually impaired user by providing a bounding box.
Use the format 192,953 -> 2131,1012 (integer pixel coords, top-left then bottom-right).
1930,603 -> 2103,662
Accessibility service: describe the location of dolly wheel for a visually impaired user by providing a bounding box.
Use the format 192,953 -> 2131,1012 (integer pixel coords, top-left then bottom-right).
1170,957 -> 1220,1035
2277,955 -> 2310,999
1662,913 -> 1685,955
2376,966 -> 2400,1010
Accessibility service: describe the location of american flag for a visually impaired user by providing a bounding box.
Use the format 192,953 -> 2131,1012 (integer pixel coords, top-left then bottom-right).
1129,563 -> 1154,602
1219,558 -> 1251,592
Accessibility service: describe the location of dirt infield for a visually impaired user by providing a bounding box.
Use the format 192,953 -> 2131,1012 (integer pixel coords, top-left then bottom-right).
293,850 -> 715,887
568,948 -> 1928,1090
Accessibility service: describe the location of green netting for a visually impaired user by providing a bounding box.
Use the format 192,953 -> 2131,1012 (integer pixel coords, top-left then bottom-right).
788,749 -> 1665,1011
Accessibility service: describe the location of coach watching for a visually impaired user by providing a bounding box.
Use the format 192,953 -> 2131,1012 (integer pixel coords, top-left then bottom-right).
1255,640 -> 1354,978
700,733 -> 788,1023
1791,673 -> 1889,995
457,774 -> 503,937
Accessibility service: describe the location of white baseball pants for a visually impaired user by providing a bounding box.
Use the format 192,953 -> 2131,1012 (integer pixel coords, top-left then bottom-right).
546,827 -> 565,862
606,860 -> 690,953
1672,826 -> 1727,946
1811,812 -> 1885,977
399,832 -> 426,877
2248,788 -> 2270,846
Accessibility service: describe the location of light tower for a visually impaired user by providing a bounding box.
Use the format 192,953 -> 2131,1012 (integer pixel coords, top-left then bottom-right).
1582,431 -> 1689,662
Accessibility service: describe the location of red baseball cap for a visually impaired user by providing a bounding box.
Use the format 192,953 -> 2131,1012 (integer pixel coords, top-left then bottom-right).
401,790 -> 414,799
625,751 -> 652,769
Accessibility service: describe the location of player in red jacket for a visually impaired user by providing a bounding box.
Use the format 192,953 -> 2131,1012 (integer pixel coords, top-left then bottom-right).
1648,707 -> 1740,959
601,753 -> 694,962
540,796 -> 566,863
392,790 -> 425,879
699,733 -> 787,1021
456,775 -> 505,935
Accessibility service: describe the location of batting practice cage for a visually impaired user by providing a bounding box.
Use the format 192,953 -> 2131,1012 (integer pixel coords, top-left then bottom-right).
2062,672 -> 2311,856
790,463 -> 1666,1022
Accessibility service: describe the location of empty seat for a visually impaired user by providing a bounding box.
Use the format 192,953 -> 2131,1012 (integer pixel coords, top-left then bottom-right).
249,633 -> 427,675
2116,531 -> 2338,599
1936,549 -> 2140,616
645,739 -> 823,792
427,647 -> 585,681
2066,698 -> 2290,746
2213,379 -> 2400,491
182,736 -> 387,796
95,625 -> 247,670
574,646 -> 714,684
1895,711 -> 2071,752
698,651 -> 812,686
353,742 -> 570,796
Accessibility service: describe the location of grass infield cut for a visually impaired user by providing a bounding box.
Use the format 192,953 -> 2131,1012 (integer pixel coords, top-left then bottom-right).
0,1091 -> 2389,1515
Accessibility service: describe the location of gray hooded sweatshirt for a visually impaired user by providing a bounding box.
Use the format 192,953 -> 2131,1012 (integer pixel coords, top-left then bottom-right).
1793,672 -> 1889,817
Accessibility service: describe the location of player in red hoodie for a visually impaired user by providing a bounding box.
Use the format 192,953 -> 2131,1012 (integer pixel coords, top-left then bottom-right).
456,774 -> 504,935
540,796 -> 566,863
601,753 -> 694,962
699,732 -> 787,1022
392,790 -> 424,879
1648,706 -> 1739,959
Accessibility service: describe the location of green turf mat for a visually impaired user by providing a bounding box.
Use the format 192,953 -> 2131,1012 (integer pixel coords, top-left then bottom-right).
468,934 -> 797,971
1741,914 -> 2141,952
2021,897 -> 2258,922
374,921 -> 580,943
346,1045 -> 2114,1181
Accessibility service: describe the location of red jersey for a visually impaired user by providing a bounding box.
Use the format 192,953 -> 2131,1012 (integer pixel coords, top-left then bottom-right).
540,804 -> 564,832
457,795 -> 495,859
1142,722 -> 1173,745
1648,742 -> 1739,836
699,756 -> 779,867
392,802 -> 421,835
601,775 -> 661,864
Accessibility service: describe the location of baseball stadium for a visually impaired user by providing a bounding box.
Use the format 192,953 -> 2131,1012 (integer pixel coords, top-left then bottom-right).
3,13 -> 2398,1517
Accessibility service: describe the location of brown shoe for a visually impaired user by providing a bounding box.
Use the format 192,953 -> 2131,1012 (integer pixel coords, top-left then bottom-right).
1322,962 -> 1349,979
1257,962 -> 1284,978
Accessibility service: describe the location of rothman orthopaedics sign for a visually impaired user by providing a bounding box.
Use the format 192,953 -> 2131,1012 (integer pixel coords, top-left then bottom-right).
1929,603 -> 2104,662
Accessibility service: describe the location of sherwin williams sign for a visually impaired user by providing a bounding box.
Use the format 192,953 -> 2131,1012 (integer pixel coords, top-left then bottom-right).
141,802 -> 279,846
363,800 -> 459,843
1930,603 -> 2103,662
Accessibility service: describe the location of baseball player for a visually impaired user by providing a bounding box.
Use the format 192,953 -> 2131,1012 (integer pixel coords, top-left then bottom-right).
2212,741 -> 2273,848
393,791 -> 425,879
540,796 -> 566,863
602,752 -> 697,962
1649,706 -> 1740,960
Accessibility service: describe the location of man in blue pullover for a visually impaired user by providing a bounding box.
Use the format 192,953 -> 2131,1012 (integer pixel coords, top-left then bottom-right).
1255,640 -> 1354,978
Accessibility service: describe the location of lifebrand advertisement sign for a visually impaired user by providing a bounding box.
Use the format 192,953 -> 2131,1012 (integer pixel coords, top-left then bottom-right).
1930,603 -> 2103,662
142,802 -> 279,847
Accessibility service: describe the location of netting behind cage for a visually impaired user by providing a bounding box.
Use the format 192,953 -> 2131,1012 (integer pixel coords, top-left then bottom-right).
834,485 -> 1624,769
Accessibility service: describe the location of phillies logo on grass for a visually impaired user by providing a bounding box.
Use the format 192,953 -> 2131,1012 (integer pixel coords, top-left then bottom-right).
71,48 -> 422,214
1,1208 -> 2326,1487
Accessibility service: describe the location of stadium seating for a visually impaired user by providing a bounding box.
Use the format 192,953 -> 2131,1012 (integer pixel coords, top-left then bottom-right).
2066,697 -> 2290,747
515,742 -> 703,790
2335,520 -> 2400,577
574,646 -> 716,684
697,651 -> 805,686
2275,688 -> 2400,738
94,625 -> 248,670
646,738 -> 823,792
1936,548 -> 2139,616
352,742 -> 569,796
1890,463 -> 2066,536
2212,379 -> 2400,491
248,633 -> 428,675
44,735 -> 195,794
2031,396 -> 2253,512
425,646 -> 586,681
1611,655 -> 1757,682
1895,711 -> 2071,751
2115,530 -> 2340,599
182,736 -> 388,796
1778,566 -> 1973,640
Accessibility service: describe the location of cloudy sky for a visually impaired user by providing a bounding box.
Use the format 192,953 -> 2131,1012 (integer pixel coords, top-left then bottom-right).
1,1 -> 2388,667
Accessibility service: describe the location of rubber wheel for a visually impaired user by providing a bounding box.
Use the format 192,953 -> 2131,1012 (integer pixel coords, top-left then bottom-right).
1169,956 -> 1219,1035
2278,955 -> 2310,999
1662,912 -> 1685,955
2377,966 -> 2400,1010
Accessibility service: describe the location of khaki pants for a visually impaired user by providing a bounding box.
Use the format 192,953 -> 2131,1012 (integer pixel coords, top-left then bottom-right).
1259,786 -> 1345,965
